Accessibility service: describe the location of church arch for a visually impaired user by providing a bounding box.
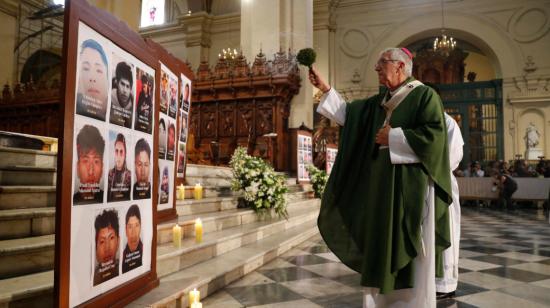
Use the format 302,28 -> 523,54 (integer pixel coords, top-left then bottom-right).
362,10 -> 523,88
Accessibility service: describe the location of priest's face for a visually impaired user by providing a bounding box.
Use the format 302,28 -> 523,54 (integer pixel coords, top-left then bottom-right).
375,52 -> 404,90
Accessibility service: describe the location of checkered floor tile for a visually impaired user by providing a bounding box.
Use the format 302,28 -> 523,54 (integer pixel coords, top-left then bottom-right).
203,208 -> 550,307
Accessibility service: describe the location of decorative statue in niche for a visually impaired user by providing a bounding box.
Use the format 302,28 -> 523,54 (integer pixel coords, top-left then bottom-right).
524,122 -> 540,149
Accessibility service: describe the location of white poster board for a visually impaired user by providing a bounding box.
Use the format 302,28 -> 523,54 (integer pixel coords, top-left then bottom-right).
69,22 -> 154,307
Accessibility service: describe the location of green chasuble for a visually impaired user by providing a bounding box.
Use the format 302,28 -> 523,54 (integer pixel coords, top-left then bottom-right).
318,81 -> 452,294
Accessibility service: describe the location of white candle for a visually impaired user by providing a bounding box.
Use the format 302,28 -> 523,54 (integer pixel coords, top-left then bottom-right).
194,183 -> 203,200
189,288 -> 200,306
195,218 -> 203,243
172,224 -> 182,248
190,302 -> 202,308
177,184 -> 185,200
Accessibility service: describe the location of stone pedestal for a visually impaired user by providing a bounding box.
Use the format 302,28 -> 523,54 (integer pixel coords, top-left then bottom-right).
525,148 -> 543,160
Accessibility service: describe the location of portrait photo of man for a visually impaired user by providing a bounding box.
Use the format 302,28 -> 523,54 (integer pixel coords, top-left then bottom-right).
93,208 -> 120,286
122,204 -> 142,273
159,166 -> 169,204
134,70 -> 154,134
160,71 -> 168,114
179,111 -> 188,143
73,124 -> 105,205
168,78 -> 177,118
109,60 -> 134,128
180,82 -> 190,113
166,122 -> 175,161
158,118 -> 167,159
76,39 -> 108,121
107,132 -> 131,202
133,138 -> 151,199
177,143 -> 186,175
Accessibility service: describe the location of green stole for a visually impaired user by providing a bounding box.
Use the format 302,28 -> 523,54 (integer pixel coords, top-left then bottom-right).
318,79 -> 452,294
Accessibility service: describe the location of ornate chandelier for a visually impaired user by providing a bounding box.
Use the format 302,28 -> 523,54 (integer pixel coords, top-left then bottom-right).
218,48 -> 238,60
433,0 -> 456,55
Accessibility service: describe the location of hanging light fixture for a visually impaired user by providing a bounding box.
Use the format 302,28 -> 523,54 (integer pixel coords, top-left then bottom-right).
433,0 -> 456,56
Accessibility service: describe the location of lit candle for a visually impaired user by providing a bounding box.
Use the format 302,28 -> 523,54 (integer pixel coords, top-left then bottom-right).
190,302 -> 202,308
172,224 -> 182,248
189,288 -> 200,306
194,183 -> 203,200
195,218 -> 203,243
177,184 -> 185,200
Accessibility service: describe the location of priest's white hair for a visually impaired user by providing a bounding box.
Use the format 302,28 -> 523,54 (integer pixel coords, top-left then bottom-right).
379,48 -> 413,77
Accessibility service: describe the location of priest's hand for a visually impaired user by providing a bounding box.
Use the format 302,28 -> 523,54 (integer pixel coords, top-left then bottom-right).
308,67 -> 331,93
375,125 -> 391,146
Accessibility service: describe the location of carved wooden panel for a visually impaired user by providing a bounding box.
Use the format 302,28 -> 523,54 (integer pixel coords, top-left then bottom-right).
201,104 -> 217,138
256,100 -> 273,135
237,102 -> 254,136
190,49 -> 300,171
218,103 -> 235,137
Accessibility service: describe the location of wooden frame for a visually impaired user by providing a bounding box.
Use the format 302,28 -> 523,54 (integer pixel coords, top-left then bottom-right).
55,1 -> 161,306
145,39 -> 194,223
289,130 -> 313,184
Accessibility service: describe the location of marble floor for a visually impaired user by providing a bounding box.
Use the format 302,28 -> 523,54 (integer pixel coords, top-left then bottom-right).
203,208 -> 550,308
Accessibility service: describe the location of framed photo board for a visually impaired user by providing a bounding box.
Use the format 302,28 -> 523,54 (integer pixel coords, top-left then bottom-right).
325,144 -> 337,175
296,131 -> 313,183
54,0 -> 182,306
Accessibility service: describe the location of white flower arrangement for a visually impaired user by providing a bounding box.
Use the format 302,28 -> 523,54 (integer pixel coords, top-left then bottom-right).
305,164 -> 328,198
230,147 -> 289,219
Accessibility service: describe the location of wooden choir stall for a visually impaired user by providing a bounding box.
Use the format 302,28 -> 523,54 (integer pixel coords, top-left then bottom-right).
187,49 -> 301,172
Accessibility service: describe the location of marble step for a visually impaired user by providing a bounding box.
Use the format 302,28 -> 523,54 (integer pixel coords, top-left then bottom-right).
0,207 -> 55,240
185,164 -> 233,179
0,166 -> 57,186
0,146 -> 56,169
0,234 -> 55,279
156,199 -> 320,278
0,270 -> 53,308
0,186 -> 56,210
176,189 -> 313,217
0,195 -> 318,280
0,200 -> 320,307
158,198 -> 318,245
179,183 -> 309,200
128,218 -> 320,307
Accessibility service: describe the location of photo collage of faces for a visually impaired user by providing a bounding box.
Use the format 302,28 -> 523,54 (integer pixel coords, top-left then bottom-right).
177,73 -> 191,178
158,63 -> 178,211
297,134 -> 313,181
69,22 -> 153,307
326,147 -> 338,175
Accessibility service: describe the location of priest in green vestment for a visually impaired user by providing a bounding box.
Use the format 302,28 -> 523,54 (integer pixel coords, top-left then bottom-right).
309,47 -> 452,308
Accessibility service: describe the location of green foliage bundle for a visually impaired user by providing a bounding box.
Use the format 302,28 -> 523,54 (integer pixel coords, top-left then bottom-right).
230,147 -> 289,219
306,164 -> 328,199
297,48 -> 317,68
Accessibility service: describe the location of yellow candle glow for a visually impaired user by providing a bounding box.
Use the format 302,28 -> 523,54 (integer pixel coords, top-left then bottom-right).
177,184 -> 185,200
195,218 -> 203,243
190,302 -> 202,308
194,183 -> 203,200
189,288 -> 200,306
172,224 -> 182,248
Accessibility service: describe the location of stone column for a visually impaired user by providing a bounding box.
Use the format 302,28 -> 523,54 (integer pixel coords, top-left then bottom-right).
179,12 -> 213,65
241,0 -> 314,128
0,1 -> 17,85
